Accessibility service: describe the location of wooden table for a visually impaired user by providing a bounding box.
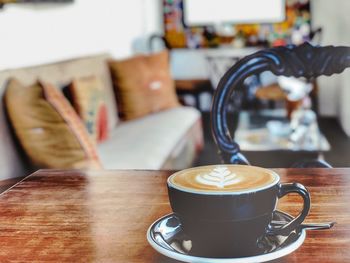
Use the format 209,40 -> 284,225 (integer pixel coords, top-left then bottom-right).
0,169 -> 348,262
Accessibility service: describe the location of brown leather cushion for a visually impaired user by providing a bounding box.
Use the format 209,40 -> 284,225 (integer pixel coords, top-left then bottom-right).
4,78 -> 102,169
109,51 -> 180,120
67,76 -> 109,143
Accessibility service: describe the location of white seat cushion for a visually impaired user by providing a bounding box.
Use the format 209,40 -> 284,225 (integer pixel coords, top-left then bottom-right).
97,107 -> 201,170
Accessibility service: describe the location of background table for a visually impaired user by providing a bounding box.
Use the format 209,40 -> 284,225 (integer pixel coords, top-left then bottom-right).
235,110 -> 330,152
0,169 -> 348,262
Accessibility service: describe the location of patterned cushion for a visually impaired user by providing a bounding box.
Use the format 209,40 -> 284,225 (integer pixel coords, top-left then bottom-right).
109,51 -> 180,120
67,76 -> 109,142
4,78 -> 101,169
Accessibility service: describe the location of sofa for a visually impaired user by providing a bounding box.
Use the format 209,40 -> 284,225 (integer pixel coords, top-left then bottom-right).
0,54 -> 203,180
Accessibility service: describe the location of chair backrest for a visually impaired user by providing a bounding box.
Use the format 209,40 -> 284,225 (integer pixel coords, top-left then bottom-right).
206,56 -> 241,89
211,43 -> 350,164
148,34 -> 171,53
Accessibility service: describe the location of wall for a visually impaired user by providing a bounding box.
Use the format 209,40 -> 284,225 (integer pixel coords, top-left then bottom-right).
311,0 -> 350,132
0,0 -> 160,70
340,71 -> 350,135
143,0 -> 163,35
335,1 -> 350,136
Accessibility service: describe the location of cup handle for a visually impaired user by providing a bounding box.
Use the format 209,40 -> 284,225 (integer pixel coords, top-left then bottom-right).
266,183 -> 311,236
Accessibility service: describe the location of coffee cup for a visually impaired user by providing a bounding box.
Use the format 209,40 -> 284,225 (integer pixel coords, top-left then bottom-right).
167,165 -> 310,257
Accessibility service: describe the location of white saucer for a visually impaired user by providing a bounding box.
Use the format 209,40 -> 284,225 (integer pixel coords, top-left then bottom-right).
147,211 -> 306,263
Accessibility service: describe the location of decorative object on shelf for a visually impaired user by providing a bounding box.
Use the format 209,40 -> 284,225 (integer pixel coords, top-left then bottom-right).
211,42 -> 350,165
0,0 -> 73,9
163,0 -> 311,49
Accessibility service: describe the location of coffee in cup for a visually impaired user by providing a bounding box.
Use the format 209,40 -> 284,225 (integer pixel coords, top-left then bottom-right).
169,165 -> 276,192
167,165 -> 310,257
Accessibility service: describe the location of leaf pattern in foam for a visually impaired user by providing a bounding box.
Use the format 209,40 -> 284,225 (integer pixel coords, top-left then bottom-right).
196,166 -> 242,188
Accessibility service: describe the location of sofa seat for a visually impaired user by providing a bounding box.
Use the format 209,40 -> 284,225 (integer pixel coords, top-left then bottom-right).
98,106 -> 203,170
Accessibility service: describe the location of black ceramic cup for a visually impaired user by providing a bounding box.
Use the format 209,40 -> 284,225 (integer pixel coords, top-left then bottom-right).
167,165 -> 310,258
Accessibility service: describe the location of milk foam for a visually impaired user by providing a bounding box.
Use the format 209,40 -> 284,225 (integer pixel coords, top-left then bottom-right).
169,165 -> 279,193
195,166 -> 243,188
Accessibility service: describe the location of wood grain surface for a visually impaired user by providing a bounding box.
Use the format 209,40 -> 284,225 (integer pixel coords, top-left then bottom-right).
0,168 -> 348,262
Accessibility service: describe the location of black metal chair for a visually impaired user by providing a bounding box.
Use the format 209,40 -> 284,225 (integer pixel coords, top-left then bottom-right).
148,34 -> 172,53
211,43 -> 350,167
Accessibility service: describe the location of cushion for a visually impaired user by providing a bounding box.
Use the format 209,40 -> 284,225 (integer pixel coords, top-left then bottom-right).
109,51 -> 180,120
97,107 -> 203,170
67,76 -> 109,142
4,78 -> 101,169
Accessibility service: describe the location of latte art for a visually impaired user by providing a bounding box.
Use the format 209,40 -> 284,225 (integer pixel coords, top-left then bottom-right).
169,165 -> 278,193
196,167 -> 242,188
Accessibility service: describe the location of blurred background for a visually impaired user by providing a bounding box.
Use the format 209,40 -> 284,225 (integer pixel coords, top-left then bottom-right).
0,0 -> 350,182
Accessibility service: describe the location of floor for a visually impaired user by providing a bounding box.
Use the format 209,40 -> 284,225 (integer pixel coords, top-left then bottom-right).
195,112 -> 350,168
